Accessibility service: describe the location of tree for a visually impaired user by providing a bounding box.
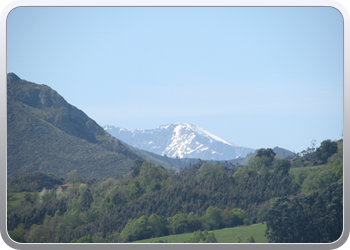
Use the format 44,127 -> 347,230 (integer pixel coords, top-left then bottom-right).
126,181 -> 143,201
252,148 -> 276,170
203,206 -> 223,230
131,160 -> 144,178
148,214 -> 169,237
8,223 -> 26,243
255,148 -> 276,159
247,156 -> 271,172
265,183 -> 343,243
66,170 -> 81,186
273,159 -> 291,176
80,188 -> 93,211
221,208 -> 246,227
26,224 -> 50,243
120,215 -> 153,242
331,158 -> 343,182
197,163 -> 224,179
245,236 -> 256,243
105,232 -> 120,243
316,140 -> 338,163
309,139 -> 317,153
168,214 -> 192,235
187,230 -> 218,243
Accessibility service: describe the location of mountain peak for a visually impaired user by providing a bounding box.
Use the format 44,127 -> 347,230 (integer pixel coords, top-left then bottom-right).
7,72 -> 20,82
7,74 -> 106,143
104,123 -> 255,161
156,123 -> 235,147
7,75 -> 143,180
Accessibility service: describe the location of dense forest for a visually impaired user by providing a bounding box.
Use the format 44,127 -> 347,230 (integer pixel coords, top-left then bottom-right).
7,139 -> 343,243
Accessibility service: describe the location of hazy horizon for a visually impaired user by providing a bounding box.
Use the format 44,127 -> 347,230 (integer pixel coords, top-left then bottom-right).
7,7 -> 343,153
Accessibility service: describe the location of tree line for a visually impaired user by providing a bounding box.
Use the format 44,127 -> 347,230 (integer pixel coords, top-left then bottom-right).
7,139 -> 343,243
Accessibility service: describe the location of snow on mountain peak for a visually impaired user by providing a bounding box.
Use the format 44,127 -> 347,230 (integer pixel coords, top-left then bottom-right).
186,123 -> 236,147
104,122 -> 255,161
166,123 -> 236,147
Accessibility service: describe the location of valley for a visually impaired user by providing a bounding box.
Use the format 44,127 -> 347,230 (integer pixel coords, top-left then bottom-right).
6,73 -> 343,244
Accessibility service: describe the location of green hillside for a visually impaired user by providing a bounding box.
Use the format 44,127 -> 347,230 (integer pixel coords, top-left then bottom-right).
133,223 -> 268,243
7,73 -> 142,180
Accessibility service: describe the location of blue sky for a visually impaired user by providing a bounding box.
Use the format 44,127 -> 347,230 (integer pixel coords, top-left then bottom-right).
7,7 -> 343,153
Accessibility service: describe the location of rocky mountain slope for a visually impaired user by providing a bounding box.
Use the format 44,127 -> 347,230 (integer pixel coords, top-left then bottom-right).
104,123 -> 256,161
7,73 -> 143,180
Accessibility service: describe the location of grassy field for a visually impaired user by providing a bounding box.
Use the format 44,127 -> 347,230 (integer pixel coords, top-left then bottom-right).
289,164 -> 327,176
7,192 -> 40,213
7,192 -> 25,210
133,223 -> 268,243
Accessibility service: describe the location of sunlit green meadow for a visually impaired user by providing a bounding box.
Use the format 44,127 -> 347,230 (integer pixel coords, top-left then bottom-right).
133,223 -> 268,243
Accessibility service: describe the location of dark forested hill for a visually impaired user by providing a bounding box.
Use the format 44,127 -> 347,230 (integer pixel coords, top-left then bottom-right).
7,73 -> 143,180
265,182 -> 343,243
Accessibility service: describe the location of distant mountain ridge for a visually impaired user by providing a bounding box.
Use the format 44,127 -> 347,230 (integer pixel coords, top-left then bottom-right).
272,146 -> 296,159
104,123 -> 256,161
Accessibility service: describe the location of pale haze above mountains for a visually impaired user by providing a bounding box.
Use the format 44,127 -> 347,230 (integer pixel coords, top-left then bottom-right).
104,123 -> 256,161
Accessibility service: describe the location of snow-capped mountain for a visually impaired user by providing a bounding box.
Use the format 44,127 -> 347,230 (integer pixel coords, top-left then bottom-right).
104,123 -> 255,161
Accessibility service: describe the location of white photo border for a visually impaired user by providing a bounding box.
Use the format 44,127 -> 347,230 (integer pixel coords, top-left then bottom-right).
1,1 -> 349,250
